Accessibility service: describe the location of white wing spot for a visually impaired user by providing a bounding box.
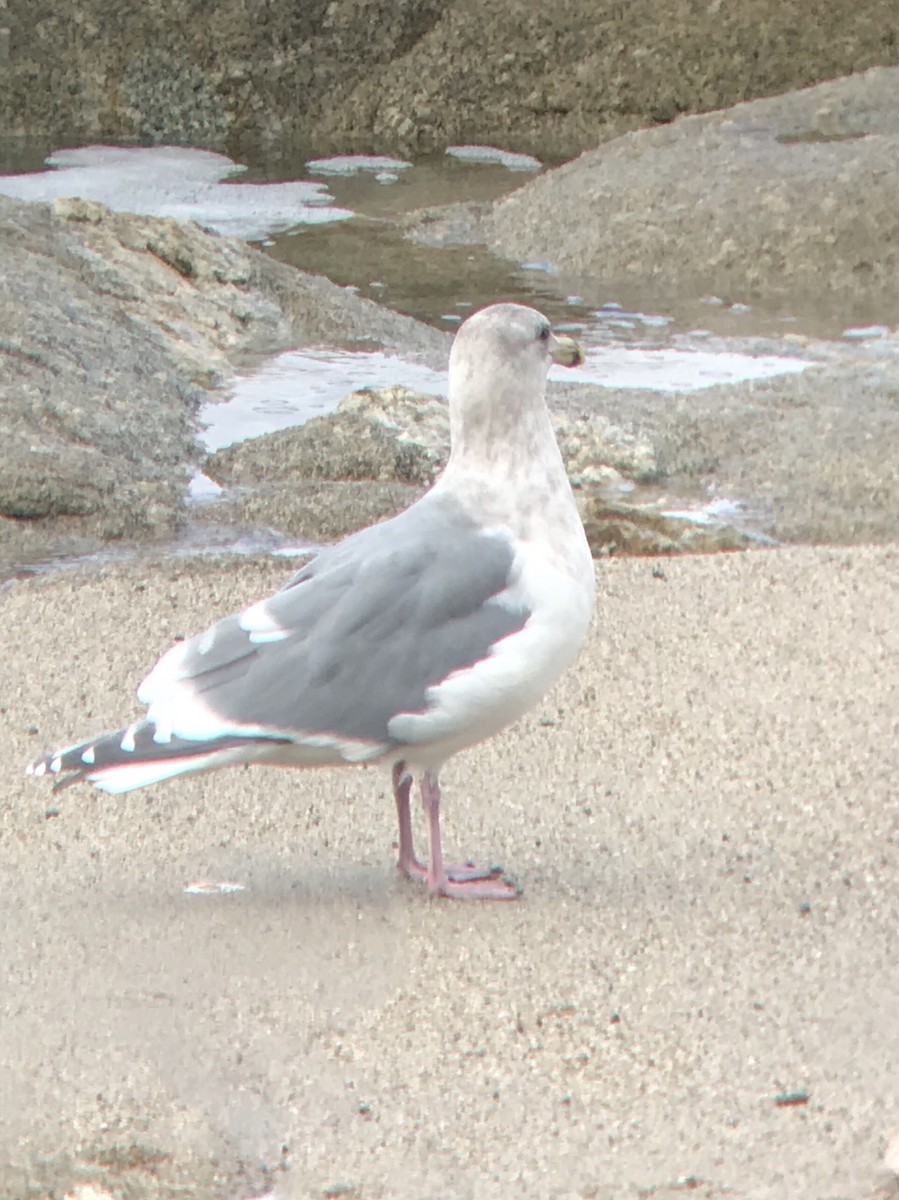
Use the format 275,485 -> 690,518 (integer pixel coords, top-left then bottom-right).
120,725 -> 137,753
248,629 -> 290,645
31,761 -> 46,777
240,598 -> 289,643
81,746 -> 96,765
198,627 -> 216,655
50,756 -> 62,774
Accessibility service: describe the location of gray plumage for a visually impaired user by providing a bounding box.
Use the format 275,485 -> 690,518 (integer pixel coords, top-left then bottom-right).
154,493 -> 527,743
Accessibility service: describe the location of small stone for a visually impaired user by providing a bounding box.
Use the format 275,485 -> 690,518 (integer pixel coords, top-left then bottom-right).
774,1089 -> 810,1107
884,1127 -> 899,1174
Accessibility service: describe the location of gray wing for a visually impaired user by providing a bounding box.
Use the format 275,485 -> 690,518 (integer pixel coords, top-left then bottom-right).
139,491 -> 529,747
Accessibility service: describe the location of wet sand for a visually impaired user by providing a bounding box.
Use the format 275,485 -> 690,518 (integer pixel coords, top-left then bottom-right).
1,544 -> 897,1200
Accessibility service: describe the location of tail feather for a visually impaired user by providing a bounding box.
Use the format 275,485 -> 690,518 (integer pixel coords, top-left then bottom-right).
26,722 -> 288,794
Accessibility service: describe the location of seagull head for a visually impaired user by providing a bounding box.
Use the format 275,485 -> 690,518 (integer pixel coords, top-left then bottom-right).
446,303 -> 583,452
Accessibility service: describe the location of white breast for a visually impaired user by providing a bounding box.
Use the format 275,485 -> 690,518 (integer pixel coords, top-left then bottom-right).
388,531 -> 595,769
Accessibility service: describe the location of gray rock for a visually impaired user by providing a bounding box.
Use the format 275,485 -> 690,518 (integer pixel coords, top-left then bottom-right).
209,386 -> 452,490
208,383 -> 658,490
576,495 -> 751,557
0,195 -> 444,578
203,480 -> 424,545
476,68 -> 899,317
556,356 -> 899,548
206,384 -> 745,555
0,199 -> 202,554
552,410 -> 659,487
3,0 -> 899,160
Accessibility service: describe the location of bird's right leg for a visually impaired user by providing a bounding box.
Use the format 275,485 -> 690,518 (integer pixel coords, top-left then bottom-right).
420,771 -> 519,900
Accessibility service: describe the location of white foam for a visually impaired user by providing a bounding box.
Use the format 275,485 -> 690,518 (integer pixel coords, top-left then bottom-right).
0,145 -> 353,239
200,339 -> 809,451
446,145 -> 542,171
200,350 -> 447,451
306,155 -> 412,176
842,325 -> 889,340
188,472 -> 224,502
661,497 -> 752,526
183,880 -> 247,895
555,345 -> 809,392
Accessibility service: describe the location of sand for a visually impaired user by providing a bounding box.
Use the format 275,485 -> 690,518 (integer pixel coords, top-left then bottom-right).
1,544 -> 897,1200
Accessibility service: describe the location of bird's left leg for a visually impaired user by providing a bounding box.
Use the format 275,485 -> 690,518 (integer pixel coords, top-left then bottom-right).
393,760 -> 427,879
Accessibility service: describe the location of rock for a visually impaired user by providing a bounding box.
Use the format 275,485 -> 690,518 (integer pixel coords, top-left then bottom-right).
208,384 -> 659,491
576,494 -> 751,557
207,349 -> 899,551
0,430 -> 169,526
206,384 -> 735,554
4,0 -> 899,160
203,480 -> 424,544
206,387 -> 449,490
474,68 -> 899,315
552,410 -> 659,486
337,386 -> 451,482
0,195 -> 442,577
0,198 -> 203,566
43,197 -> 445,386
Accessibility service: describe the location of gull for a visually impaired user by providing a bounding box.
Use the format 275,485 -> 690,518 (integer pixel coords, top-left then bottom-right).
27,303 -> 596,899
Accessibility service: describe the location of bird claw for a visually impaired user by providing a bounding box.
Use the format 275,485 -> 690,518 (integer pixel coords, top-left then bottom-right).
430,873 -> 521,901
398,857 -> 505,885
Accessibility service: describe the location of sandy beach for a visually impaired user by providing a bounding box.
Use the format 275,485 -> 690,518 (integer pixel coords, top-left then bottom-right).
1,543 -> 896,1199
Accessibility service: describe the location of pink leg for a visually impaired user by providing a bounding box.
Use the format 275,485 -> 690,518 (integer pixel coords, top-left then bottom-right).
392,761 -> 507,886
393,760 -> 427,879
421,771 -> 520,900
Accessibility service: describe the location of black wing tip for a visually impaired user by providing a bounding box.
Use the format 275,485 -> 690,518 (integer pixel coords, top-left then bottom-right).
25,730 -> 120,789
26,749 -> 90,790
52,769 -> 90,793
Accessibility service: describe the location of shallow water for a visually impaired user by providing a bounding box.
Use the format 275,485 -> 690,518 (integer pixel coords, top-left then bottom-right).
200,332 -> 809,451
0,141 -> 793,330
0,139 -> 863,336
0,144 -> 353,238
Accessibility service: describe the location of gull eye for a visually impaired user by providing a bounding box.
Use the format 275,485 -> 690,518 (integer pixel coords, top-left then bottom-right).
538,322 -> 551,342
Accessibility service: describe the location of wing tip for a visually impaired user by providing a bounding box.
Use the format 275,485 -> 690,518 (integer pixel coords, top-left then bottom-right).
26,748 -> 89,791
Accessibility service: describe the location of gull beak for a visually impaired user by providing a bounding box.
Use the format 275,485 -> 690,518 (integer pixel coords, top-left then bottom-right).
550,332 -> 584,368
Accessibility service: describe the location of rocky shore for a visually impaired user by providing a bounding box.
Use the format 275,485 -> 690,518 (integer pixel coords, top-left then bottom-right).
4,70 -> 899,576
